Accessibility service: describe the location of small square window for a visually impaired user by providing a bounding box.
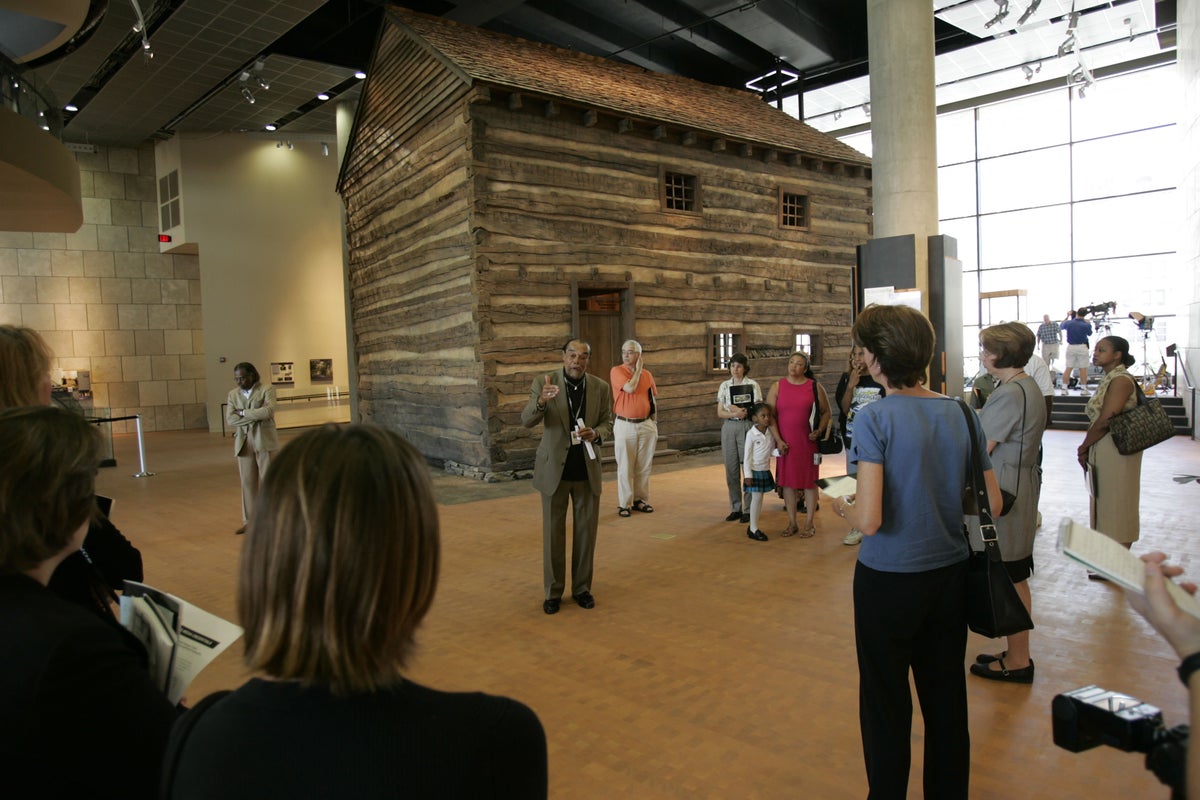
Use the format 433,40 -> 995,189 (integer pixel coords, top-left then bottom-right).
780,189 -> 810,229
793,331 -> 823,365
663,170 -> 699,213
708,326 -> 743,372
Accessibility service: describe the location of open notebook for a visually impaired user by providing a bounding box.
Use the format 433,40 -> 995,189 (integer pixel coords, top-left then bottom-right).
1058,518 -> 1200,622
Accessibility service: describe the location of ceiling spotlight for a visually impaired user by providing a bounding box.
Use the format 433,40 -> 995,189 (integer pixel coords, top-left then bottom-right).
984,0 -> 1010,29
833,109 -> 842,121
265,124 -> 277,131
241,87 -> 256,105
317,93 -> 330,101
276,140 -> 282,149
321,142 -> 329,157
255,76 -> 270,91
863,103 -> 871,118
64,104 -> 78,112
1017,0 -> 1041,26
354,71 -> 366,80
1021,64 -> 1034,80
287,141 -> 294,151
1057,31 -> 1076,58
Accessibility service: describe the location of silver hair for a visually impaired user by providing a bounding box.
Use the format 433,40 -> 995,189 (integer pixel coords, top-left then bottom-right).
621,340 -> 642,354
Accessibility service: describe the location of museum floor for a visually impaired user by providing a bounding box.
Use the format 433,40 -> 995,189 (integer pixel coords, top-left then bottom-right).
97,425 -> 1200,799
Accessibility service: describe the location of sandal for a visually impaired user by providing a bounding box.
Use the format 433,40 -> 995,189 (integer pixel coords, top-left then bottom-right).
781,524 -> 799,537
618,507 -> 631,517
798,524 -> 816,538
632,500 -> 654,513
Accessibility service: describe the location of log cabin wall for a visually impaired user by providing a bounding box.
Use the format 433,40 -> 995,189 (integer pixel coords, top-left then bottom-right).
473,94 -> 871,468
340,24 -> 488,468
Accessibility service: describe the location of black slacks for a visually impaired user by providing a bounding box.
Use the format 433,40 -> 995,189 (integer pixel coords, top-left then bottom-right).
853,558 -> 970,800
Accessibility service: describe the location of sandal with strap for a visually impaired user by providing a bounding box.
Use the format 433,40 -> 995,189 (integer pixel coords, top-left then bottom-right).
780,524 -> 799,537
798,524 -> 816,538
632,500 -> 655,513
618,507 -> 631,517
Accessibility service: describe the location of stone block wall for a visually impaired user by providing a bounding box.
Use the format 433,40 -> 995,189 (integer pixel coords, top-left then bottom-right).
0,144 -> 206,431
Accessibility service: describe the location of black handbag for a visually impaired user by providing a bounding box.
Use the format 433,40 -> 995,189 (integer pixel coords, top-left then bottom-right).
812,380 -> 842,455
1108,380 -> 1174,455
956,399 -> 1034,639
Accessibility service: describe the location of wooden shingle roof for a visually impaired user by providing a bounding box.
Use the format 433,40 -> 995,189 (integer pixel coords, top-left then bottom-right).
387,7 -> 871,168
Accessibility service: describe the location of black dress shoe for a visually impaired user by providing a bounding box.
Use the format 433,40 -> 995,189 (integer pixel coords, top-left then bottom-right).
969,657 -> 1034,684
725,510 -> 742,522
572,591 -> 595,609
235,525 -> 247,535
746,527 -> 768,541
543,598 -> 561,615
739,513 -> 750,524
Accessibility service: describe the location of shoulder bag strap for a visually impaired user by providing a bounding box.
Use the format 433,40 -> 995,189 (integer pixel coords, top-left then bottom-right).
160,690 -> 232,798
955,398 -> 998,546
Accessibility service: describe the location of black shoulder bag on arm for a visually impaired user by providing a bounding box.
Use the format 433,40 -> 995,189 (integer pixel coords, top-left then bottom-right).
956,398 -> 1035,639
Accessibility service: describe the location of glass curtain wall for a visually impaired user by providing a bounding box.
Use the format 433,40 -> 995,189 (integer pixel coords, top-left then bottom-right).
835,64 -> 1184,382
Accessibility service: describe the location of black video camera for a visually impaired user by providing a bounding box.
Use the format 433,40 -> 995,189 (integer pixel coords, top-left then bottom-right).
1053,685 -> 1189,797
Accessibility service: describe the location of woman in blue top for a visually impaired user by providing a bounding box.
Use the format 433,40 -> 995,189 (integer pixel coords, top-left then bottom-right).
832,304 -> 1000,800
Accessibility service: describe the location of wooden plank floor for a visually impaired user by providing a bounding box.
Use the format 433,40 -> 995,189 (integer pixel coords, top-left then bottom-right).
97,427 -> 1200,799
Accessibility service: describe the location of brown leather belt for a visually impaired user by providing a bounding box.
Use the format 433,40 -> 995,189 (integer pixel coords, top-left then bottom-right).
615,415 -> 647,423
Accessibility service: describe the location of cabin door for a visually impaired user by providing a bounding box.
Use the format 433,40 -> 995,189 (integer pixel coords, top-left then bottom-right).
577,288 -> 625,378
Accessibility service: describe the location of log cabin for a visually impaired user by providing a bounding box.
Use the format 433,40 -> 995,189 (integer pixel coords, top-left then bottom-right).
338,6 -> 873,478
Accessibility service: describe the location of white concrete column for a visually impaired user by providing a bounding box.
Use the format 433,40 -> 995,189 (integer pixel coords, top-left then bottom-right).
866,0 -> 939,309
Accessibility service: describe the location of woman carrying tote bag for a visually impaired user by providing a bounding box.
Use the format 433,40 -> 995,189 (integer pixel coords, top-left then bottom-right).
1077,336 -> 1142,551
831,304 -> 1000,799
969,323 -> 1047,684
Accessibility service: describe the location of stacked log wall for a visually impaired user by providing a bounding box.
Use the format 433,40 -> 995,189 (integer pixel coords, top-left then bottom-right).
341,26 -> 488,467
471,100 -> 872,465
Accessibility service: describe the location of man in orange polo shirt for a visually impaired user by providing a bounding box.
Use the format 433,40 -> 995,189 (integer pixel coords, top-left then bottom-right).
609,340 -> 659,517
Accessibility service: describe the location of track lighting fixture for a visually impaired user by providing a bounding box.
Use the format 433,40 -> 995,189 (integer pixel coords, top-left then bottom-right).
241,87 -> 255,105
321,142 -> 329,157
1016,0 -> 1041,26
265,123 -> 277,131
983,0 -> 1009,30
863,103 -> 871,118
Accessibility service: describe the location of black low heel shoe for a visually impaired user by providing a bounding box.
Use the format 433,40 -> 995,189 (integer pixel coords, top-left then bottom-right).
970,657 -> 1034,684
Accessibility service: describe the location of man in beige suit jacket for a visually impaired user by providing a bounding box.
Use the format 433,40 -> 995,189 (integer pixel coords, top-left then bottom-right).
521,340 -> 614,615
226,362 -> 279,534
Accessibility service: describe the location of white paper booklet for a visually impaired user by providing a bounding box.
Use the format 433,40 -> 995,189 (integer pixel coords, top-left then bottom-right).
817,474 -> 858,498
1057,519 -> 1200,621
119,581 -> 244,704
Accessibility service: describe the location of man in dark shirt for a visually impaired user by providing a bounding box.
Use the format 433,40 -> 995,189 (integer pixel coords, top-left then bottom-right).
1060,308 -> 1094,395
521,340 -> 614,614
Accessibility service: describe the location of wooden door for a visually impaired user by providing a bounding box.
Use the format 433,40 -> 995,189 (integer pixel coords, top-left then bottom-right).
578,289 -> 624,379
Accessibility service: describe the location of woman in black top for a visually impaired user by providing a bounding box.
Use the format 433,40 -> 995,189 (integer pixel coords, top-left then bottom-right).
165,424 -> 548,799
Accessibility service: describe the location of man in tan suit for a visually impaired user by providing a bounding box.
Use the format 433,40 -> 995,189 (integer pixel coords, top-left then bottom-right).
226,362 -> 279,534
521,340 -> 614,615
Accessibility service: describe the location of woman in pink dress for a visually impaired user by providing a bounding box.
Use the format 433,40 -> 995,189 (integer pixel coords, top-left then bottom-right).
767,351 -> 832,537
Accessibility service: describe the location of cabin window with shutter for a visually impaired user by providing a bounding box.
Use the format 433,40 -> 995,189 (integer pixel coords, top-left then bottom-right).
708,325 -> 743,373
662,170 -> 700,213
779,188 -> 809,229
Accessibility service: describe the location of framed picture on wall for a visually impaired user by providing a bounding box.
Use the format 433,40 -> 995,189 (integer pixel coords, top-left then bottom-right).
309,358 -> 333,384
270,361 -> 294,386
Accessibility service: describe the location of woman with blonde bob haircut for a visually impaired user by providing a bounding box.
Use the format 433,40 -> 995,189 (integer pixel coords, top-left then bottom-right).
832,304 -> 1000,799
0,324 -> 54,407
166,424 -> 547,799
